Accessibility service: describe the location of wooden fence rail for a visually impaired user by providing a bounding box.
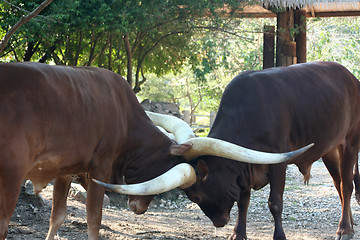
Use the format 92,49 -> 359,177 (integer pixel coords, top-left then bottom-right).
182,110 -> 217,131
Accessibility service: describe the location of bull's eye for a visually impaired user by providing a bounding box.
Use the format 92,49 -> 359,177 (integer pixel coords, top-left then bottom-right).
193,195 -> 201,203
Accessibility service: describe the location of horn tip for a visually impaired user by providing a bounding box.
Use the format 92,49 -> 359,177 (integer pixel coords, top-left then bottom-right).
92,178 -> 101,184
289,143 -> 314,158
305,143 -> 315,150
92,178 -> 112,191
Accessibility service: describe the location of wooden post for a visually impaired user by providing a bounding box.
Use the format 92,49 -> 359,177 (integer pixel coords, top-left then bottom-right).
294,9 -> 307,63
263,25 -> 275,69
282,41 -> 297,66
276,9 -> 297,67
209,111 -> 217,128
182,110 -> 190,125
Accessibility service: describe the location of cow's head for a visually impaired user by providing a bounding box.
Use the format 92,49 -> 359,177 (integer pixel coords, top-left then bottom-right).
93,112 -> 313,218
184,157 -> 243,227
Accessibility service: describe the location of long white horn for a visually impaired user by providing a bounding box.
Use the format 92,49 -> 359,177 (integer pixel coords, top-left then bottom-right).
156,126 -> 176,140
146,111 -> 194,144
182,137 -> 314,164
92,163 -> 196,195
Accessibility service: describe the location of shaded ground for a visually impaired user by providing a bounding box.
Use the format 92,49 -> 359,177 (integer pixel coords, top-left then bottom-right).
7,161 -> 360,239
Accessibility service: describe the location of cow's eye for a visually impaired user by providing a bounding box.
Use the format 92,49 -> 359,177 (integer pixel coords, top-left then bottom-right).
193,195 -> 201,203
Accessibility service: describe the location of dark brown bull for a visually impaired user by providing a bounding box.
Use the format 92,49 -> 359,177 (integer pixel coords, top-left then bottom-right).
0,62 -> 310,240
183,62 -> 360,240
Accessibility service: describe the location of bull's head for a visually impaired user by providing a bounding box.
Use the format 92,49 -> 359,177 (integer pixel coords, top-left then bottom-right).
93,112 -> 313,217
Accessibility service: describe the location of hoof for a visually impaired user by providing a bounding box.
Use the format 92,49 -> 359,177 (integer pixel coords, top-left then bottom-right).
228,233 -> 247,240
335,233 -> 354,240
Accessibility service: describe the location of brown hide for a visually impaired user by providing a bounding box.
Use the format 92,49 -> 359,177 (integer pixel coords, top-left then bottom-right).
0,62 -> 181,240
184,62 -> 360,240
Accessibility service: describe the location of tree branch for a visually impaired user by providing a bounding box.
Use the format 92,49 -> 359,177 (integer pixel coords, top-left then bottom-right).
140,30 -> 191,65
0,0 -> 53,54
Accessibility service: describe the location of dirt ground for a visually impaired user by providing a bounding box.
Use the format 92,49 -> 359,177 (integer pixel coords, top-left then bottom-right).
7,161 -> 360,240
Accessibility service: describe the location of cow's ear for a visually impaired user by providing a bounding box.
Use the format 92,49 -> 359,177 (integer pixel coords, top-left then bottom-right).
196,160 -> 208,182
170,143 -> 193,156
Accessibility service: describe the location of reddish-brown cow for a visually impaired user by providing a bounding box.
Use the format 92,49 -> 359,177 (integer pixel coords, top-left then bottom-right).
184,62 -> 360,240
0,62 -> 194,240
0,62 -> 310,240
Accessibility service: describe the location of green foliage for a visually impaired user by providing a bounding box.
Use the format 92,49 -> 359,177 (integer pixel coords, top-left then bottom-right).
307,17 -> 360,79
139,18 -> 275,114
1,2 -> 359,119
0,0 -> 246,91
140,17 -> 360,118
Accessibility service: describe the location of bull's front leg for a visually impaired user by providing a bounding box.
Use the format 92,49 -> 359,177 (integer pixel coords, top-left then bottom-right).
229,190 -> 251,240
268,164 -> 287,240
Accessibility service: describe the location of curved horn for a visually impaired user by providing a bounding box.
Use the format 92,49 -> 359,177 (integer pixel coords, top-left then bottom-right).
145,111 -> 313,164
145,111 -> 194,144
156,126 -> 176,140
92,163 -> 196,195
182,137 -> 314,164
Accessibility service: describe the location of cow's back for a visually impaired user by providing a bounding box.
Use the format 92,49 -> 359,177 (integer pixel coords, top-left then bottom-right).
210,62 -> 360,162
0,62 -> 139,181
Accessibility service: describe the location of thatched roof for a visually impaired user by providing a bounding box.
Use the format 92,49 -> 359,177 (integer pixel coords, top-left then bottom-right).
236,0 -> 360,18
306,1 -> 360,17
261,0 -> 359,9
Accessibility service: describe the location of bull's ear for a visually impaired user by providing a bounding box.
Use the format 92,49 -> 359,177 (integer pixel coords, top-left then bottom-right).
170,143 -> 193,156
196,160 -> 208,182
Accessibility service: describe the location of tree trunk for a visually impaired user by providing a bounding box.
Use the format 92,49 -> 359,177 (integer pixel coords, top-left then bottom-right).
86,32 -> 103,66
64,33 -> 72,64
123,34 -> 133,87
23,41 -> 40,61
108,33 -> 113,71
39,44 -> 56,63
52,52 -> 63,65
73,31 -> 83,66
116,40 -> 123,75
97,33 -> 111,67
39,39 -> 61,63
133,44 -> 144,93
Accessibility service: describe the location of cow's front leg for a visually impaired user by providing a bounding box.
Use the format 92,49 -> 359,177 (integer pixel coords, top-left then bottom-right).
268,164 -> 287,240
229,190 -> 251,240
0,175 -> 23,240
46,175 -> 72,240
86,178 -> 105,240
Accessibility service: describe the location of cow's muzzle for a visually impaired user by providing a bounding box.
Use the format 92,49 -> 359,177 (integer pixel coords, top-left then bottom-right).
211,214 -> 230,228
128,195 -> 154,214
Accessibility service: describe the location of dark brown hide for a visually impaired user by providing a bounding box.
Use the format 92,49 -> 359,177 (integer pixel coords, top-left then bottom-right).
184,62 -> 360,240
0,62 -> 184,240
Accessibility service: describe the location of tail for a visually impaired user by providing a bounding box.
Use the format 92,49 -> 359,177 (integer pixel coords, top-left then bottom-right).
354,160 -> 360,205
